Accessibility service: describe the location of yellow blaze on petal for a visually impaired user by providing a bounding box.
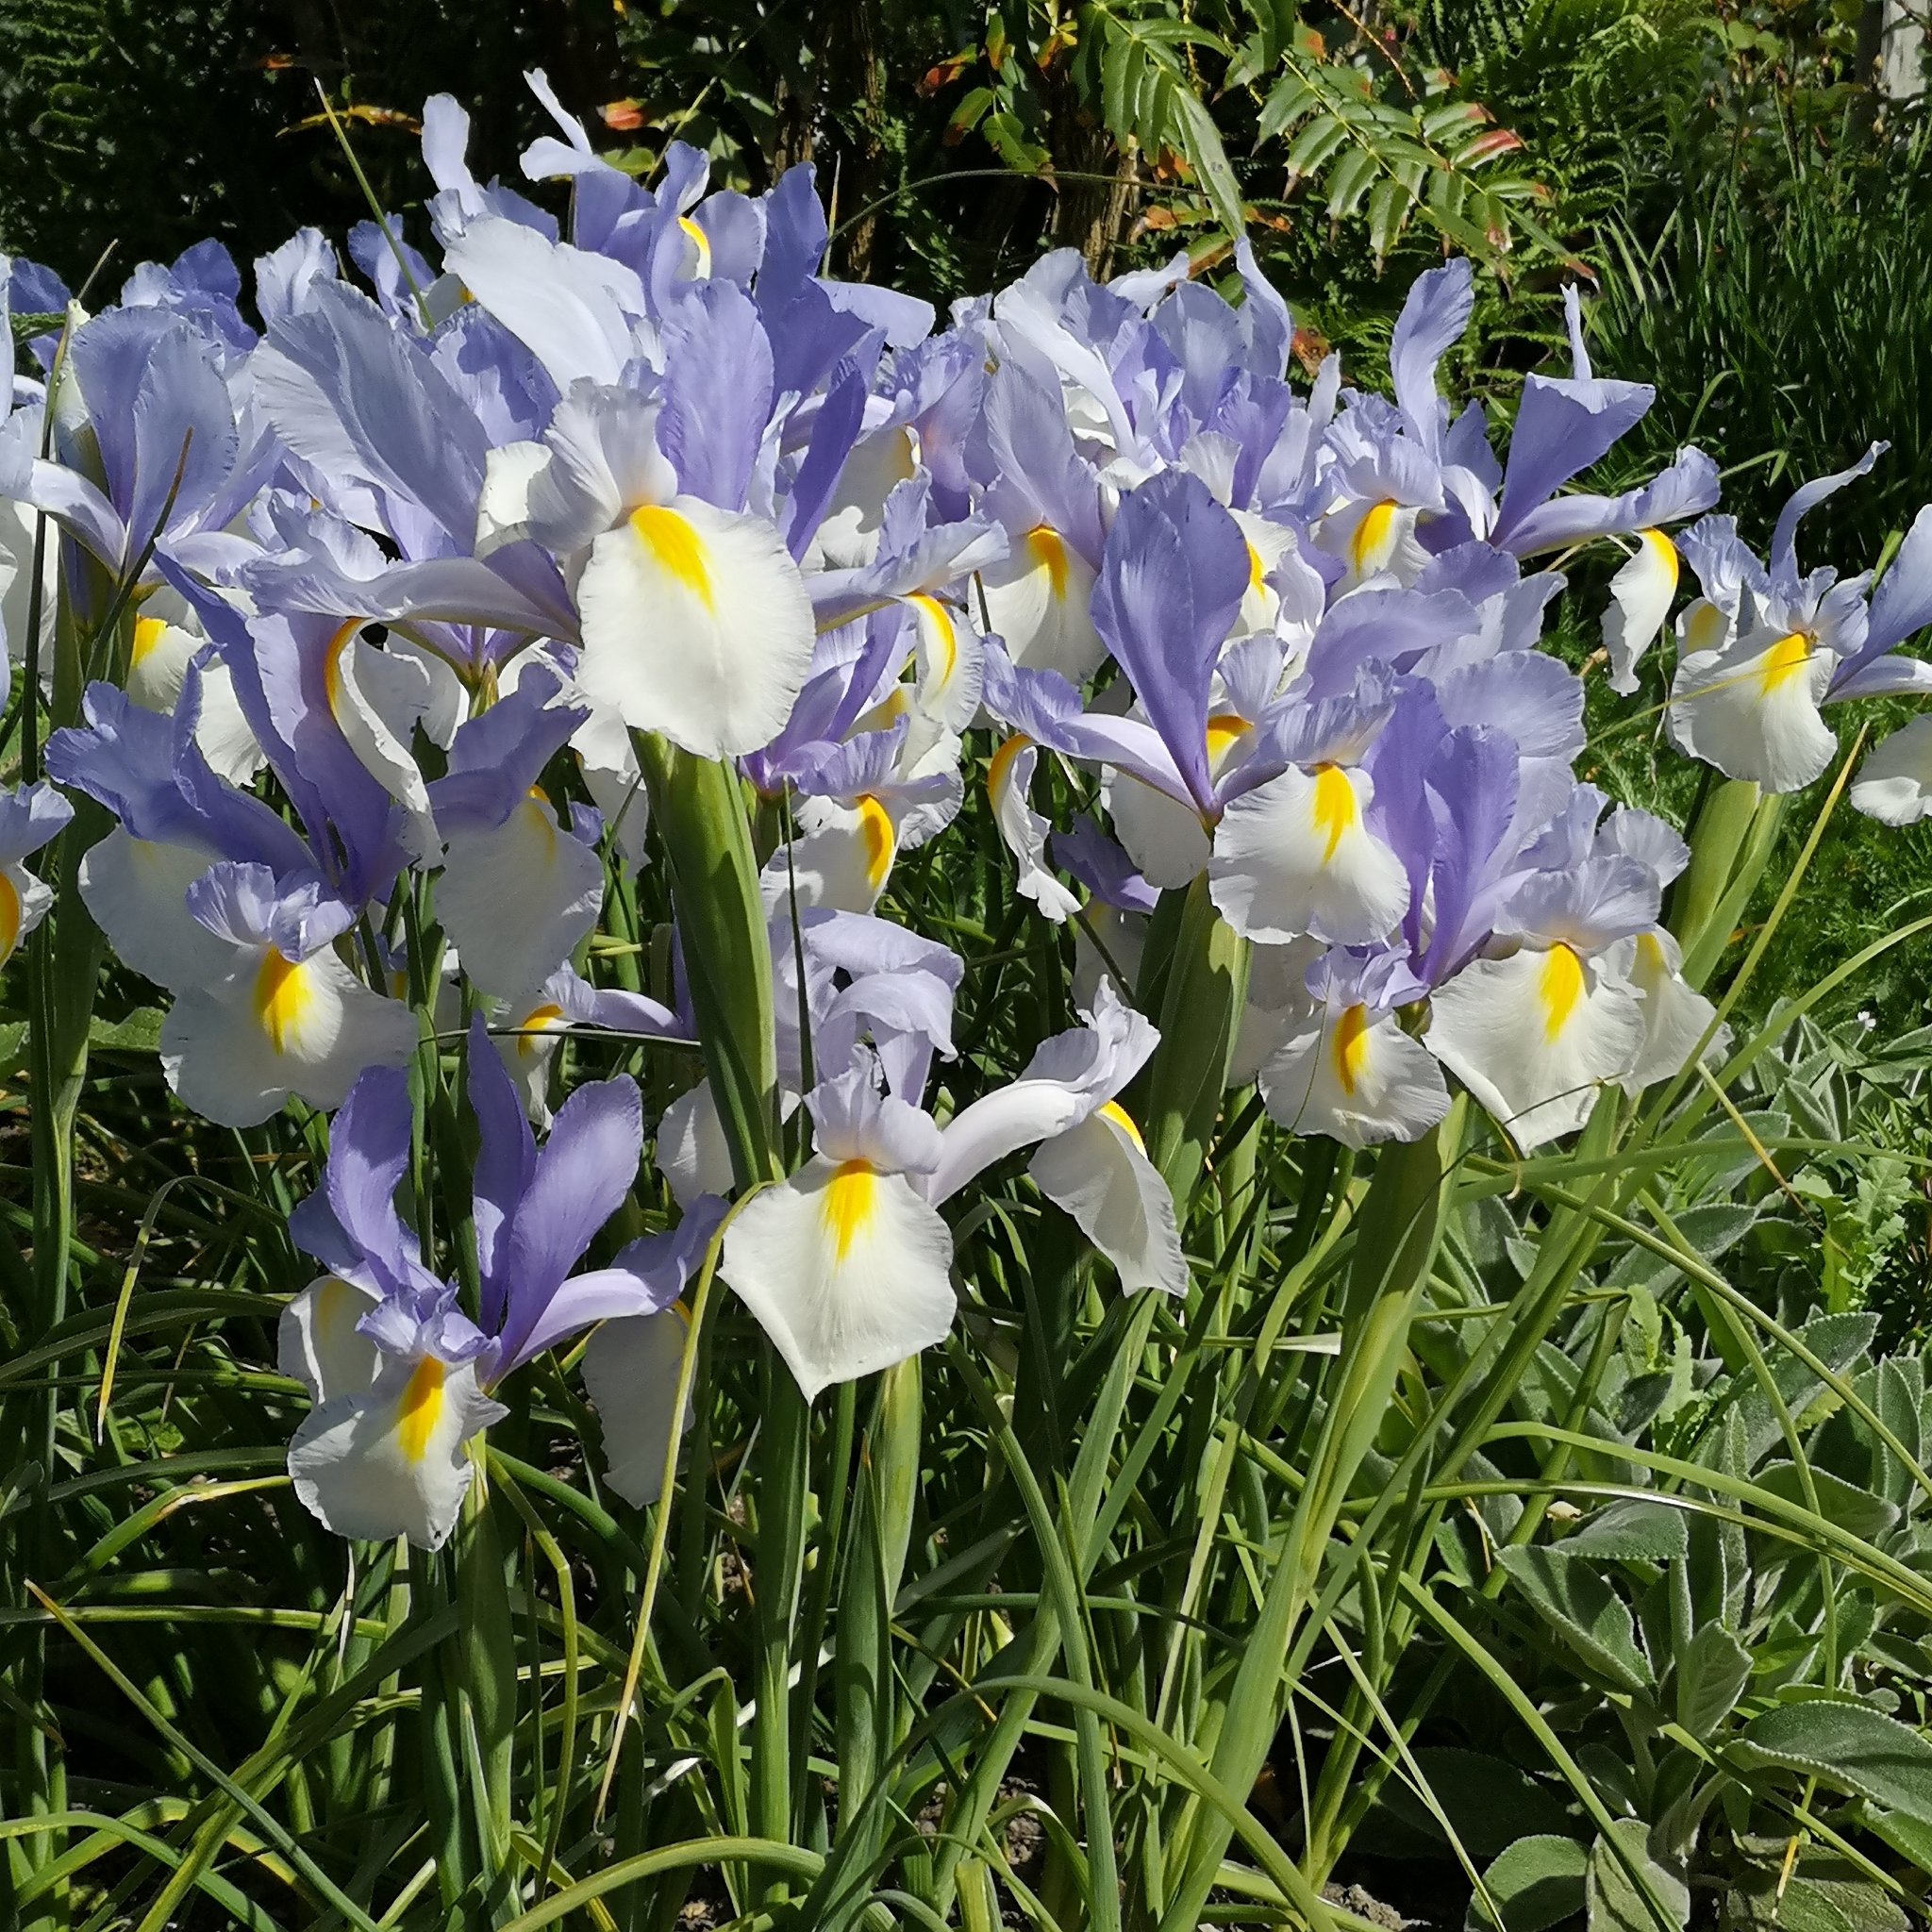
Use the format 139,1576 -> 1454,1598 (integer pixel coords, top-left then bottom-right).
1539,943 -> 1586,1042
1309,763 -> 1357,864
1683,601 -> 1727,656
857,792 -> 896,891
676,214 -> 712,277
1331,1002 -> 1373,1096
1638,526 -> 1680,590
987,733 -> 1031,803
516,1003 -> 565,1059
131,615 -> 170,669
323,619 -> 360,717
523,786 -> 558,857
1636,929 -> 1668,976
395,1356 -> 447,1465
909,594 -> 958,687
822,1158 -> 879,1261
1352,499 -> 1401,575
630,505 -> 715,613
1098,1098 -> 1145,1155
1026,525 -> 1071,600
1206,711 -> 1252,770
0,872 -> 19,965
254,948 -> 318,1056
1758,631 -> 1813,696
1246,541 -> 1266,591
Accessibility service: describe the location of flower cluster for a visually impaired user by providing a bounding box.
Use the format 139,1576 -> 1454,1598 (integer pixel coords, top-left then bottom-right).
7,74 -> 1927,1550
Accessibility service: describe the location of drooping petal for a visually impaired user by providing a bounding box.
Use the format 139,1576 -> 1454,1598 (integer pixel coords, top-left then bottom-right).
978,525 -> 1105,683
77,830 -> 224,989
1260,1001 -> 1449,1149
1103,767 -> 1211,890
277,1275 -> 380,1403
1603,529 -> 1679,696
582,1306 -> 693,1507
288,1354 -> 507,1550
0,859 -> 52,972
1668,632 -> 1838,792
1028,1103 -> 1186,1296
1209,763 -> 1409,946
159,947 -> 420,1128
1600,927 -> 1725,1093
438,793 -> 605,998
658,1081 -> 735,1208
989,736 -> 1081,923
575,496 -> 814,758
1424,944 -> 1644,1150
722,1157 -> 957,1401
1851,714 -> 1932,826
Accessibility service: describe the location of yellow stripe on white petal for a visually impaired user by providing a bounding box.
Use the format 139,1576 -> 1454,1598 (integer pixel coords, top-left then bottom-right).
676,215 -> 713,278
1600,927 -> 1726,1095
161,945 -> 419,1128
721,1156 -> 958,1402
989,735 -> 1081,924
576,495 -> 815,759
1209,762 -> 1409,946
977,525 -> 1105,681
1668,629 -> 1839,793
0,860 -> 52,973
907,593 -> 984,736
1231,509 -> 1299,640
1028,1104 -> 1187,1296
438,792 -> 604,998
287,1353 -> 504,1551
1321,496 -> 1428,588
324,623 -> 444,860
278,1275 -> 381,1404
761,797 -> 898,914
125,615 -> 198,713
1259,1000 -> 1449,1149
1603,528 -> 1679,696
1424,945 -> 1646,1151
582,1306 -> 694,1507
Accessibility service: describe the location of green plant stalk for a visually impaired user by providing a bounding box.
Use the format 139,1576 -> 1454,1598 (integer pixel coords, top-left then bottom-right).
835,1356 -> 922,1849
455,1467 -> 517,1909
1136,874 -> 1251,1207
630,737 -> 802,1893
1157,1107 -> 1462,1932
632,734 -> 780,1190
1670,775 -> 1771,989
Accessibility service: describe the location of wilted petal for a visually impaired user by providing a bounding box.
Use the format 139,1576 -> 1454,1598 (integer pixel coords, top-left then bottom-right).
990,736 -> 1080,923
